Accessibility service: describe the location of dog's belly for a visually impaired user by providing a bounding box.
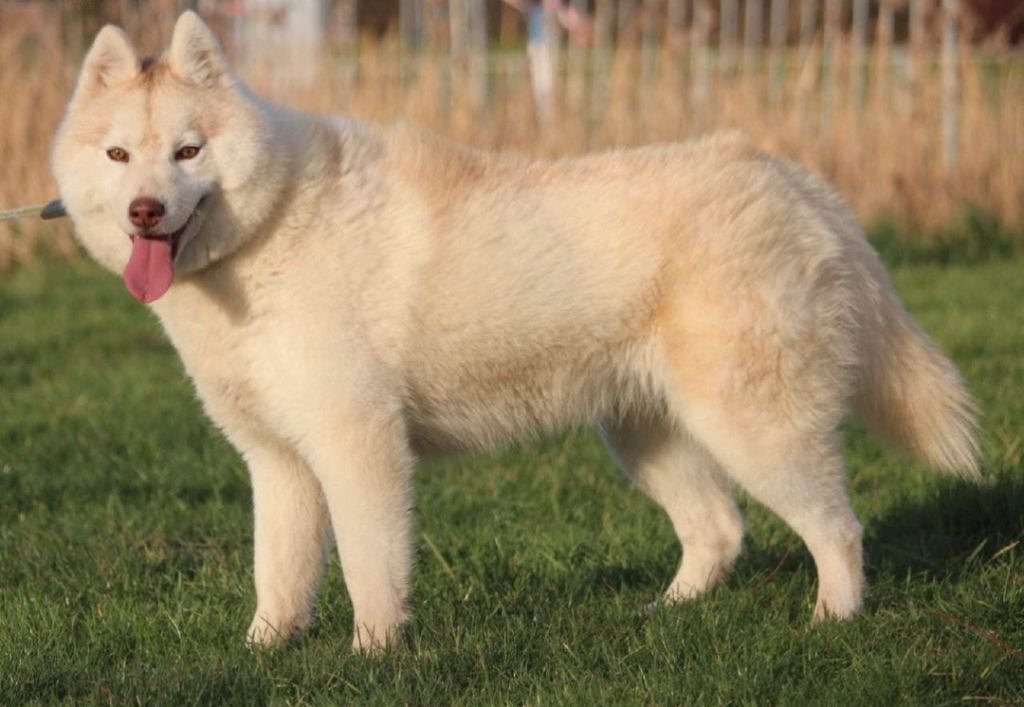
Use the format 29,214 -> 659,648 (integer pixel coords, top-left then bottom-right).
403,344 -> 653,454
405,378 -> 609,454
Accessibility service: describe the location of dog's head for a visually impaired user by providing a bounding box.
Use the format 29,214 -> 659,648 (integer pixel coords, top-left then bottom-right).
52,11 -> 286,303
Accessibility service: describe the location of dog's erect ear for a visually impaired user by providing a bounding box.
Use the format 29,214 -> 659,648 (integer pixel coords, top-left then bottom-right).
168,11 -> 231,88
76,25 -> 139,97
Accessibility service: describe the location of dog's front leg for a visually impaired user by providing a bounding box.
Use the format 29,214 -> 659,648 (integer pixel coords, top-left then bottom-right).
303,408 -> 416,653
244,440 -> 331,648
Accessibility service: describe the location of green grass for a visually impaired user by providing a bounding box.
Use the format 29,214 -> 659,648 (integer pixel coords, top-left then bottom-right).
869,207 -> 1024,267
1,257 -> 1022,705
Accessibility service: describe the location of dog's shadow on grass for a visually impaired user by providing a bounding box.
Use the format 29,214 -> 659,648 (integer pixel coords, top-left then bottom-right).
586,564 -> 658,595
863,471 -> 1024,580
581,471 -> 1023,603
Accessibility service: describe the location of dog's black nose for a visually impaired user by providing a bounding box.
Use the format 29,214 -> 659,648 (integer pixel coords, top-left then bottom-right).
128,197 -> 165,231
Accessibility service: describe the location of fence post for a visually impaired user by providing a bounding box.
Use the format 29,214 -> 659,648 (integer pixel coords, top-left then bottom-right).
529,0 -> 563,129
873,0 -> 895,106
399,0 -> 421,89
239,0 -> 327,92
850,0 -> 869,108
642,0 -> 664,83
400,0 -> 423,52
692,0 -> 713,113
450,0 -> 466,66
470,0 -> 488,113
768,0 -> 789,102
591,0 -> 614,122
618,0 -> 639,44
449,0 -> 467,116
567,0 -> 589,127
798,0 -> 818,65
743,0 -> 764,75
821,0 -> 842,129
942,0 -> 959,167
908,0 -> 929,93
423,0 -> 449,117
720,0 -> 738,75
667,0 -> 690,103
668,0 -> 689,53
335,0 -> 356,52
335,0 -> 357,101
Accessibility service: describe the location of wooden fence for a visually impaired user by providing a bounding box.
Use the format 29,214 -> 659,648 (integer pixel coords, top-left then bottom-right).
1,0 -> 1020,268
209,0 -> 999,169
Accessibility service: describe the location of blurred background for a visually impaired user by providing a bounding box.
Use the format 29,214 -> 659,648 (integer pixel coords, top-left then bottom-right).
0,0 -> 1021,267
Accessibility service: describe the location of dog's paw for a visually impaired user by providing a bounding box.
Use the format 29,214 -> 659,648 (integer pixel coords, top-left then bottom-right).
350,621 -> 407,656
245,613 -> 307,649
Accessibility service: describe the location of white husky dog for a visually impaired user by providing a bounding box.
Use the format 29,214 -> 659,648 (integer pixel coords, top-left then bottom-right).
53,12 -> 979,651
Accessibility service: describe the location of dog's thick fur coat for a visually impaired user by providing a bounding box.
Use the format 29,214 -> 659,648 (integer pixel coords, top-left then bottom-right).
53,13 -> 979,651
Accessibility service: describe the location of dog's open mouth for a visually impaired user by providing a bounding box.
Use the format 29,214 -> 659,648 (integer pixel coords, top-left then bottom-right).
122,208 -> 198,304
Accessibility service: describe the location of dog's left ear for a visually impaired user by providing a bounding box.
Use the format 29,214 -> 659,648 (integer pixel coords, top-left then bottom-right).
168,11 -> 231,88
75,25 -> 140,100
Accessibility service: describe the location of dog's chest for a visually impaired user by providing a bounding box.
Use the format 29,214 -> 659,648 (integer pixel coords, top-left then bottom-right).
157,297 -> 288,447
188,330 -> 275,437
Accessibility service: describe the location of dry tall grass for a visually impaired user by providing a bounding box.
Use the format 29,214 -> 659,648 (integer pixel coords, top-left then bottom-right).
1,3 -> 1021,268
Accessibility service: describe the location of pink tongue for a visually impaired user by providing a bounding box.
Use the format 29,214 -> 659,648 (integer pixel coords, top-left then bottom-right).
123,237 -> 174,303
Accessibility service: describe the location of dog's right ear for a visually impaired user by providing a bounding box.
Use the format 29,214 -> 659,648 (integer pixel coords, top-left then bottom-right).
169,10 -> 231,88
75,25 -> 140,99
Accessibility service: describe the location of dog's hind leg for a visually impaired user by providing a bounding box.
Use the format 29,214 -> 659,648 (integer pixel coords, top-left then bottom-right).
678,411 -> 864,620
600,413 -> 745,601
244,440 -> 332,647
657,295 -> 865,620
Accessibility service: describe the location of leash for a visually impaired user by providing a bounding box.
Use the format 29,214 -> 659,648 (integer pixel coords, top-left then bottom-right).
0,199 -> 67,222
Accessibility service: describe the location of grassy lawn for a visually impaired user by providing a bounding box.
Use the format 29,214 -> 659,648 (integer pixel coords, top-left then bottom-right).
1,256 -> 1021,705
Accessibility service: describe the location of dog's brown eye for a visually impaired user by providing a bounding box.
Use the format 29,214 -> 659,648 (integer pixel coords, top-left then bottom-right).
175,145 -> 201,161
106,147 -> 129,163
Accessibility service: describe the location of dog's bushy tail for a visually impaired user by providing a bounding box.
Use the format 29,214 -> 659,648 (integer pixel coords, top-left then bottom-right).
853,288 -> 980,478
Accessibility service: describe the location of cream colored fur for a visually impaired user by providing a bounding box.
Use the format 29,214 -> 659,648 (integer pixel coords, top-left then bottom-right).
52,12 -> 980,652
